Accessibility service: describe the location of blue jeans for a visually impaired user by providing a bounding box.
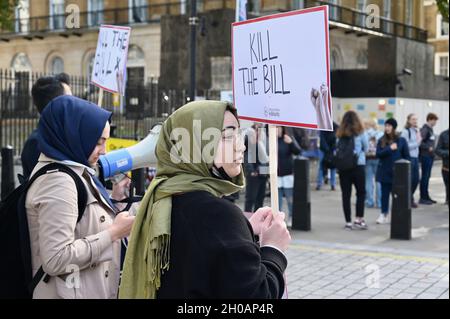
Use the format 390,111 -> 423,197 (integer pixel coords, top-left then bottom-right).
278,187 -> 294,218
365,159 -> 381,207
410,157 -> 420,201
317,150 -> 336,187
420,155 -> 434,200
381,182 -> 393,215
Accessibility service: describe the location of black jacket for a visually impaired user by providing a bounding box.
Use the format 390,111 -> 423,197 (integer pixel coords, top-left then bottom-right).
420,124 -> 436,157
278,137 -> 301,177
436,129 -> 449,171
156,191 -> 287,299
21,130 -> 41,179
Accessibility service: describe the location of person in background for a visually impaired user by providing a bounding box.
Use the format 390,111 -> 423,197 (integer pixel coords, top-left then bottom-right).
21,74 -> 72,179
435,128 -> 449,206
364,118 -> 383,208
317,122 -> 339,191
277,126 -> 301,224
292,127 -> 310,152
243,122 -> 269,212
401,114 -> 421,208
376,118 -> 410,224
336,111 -> 369,230
419,113 -> 439,205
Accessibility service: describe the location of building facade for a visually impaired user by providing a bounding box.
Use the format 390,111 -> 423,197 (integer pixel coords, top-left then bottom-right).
1,1 -> 429,81
424,0 -> 449,77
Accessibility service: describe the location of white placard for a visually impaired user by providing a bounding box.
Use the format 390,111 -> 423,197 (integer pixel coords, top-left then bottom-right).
232,6 -> 332,130
91,25 -> 131,95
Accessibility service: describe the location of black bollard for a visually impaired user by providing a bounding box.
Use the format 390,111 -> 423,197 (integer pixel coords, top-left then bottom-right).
391,159 -> 411,240
1,146 -> 15,200
131,168 -> 146,196
292,158 -> 311,231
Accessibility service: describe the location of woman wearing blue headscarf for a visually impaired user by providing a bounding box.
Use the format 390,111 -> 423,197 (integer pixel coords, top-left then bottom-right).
25,95 -> 135,299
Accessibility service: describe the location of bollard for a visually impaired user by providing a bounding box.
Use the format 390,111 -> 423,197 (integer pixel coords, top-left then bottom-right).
131,168 -> 146,196
391,159 -> 411,240
1,146 -> 15,200
292,157 -> 311,231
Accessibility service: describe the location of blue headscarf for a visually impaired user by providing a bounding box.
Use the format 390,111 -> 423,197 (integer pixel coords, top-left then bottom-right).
37,95 -> 116,211
37,95 -> 112,167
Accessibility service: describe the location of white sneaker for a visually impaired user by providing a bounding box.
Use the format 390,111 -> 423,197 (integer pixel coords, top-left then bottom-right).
376,214 -> 389,224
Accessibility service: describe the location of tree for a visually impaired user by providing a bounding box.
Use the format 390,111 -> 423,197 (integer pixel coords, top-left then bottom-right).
0,0 -> 19,31
437,0 -> 449,23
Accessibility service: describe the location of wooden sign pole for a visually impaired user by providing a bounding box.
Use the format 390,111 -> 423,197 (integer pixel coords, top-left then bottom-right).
268,124 -> 279,217
98,88 -> 104,108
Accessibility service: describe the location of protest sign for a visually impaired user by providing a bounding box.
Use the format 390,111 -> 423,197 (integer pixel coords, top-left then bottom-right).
232,6 -> 332,131
92,25 -> 131,104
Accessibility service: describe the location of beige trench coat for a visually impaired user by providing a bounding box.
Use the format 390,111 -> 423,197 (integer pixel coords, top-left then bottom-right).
25,155 -> 121,299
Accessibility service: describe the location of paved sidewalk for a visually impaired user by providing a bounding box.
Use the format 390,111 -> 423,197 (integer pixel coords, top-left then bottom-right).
285,240 -> 448,299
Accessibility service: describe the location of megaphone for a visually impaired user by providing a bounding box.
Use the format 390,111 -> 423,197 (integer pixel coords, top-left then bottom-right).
98,123 -> 162,181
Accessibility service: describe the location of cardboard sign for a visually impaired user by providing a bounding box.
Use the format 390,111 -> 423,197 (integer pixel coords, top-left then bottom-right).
91,25 -> 131,95
232,6 -> 332,130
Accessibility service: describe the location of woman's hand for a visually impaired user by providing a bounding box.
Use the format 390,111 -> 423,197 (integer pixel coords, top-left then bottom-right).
111,175 -> 131,201
390,143 -> 398,151
108,211 -> 135,241
283,134 -> 293,144
249,206 -> 273,236
260,211 -> 291,252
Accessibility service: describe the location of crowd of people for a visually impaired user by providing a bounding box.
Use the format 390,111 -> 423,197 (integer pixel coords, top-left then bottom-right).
243,110 -> 449,230
5,73 -> 448,299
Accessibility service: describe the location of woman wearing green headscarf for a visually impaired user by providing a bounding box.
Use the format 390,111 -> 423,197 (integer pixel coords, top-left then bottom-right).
119,101 -> 290,299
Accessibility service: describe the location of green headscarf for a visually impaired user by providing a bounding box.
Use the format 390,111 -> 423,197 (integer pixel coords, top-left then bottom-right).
119,101 -> 245,299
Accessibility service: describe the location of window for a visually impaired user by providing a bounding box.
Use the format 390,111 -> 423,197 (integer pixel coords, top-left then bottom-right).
382,0 -> 392,33
356,0 -> 366,27
49,0 -> 65,30
405,0 -> 413,25
248,0 -> 261,14
328,0 -> 340,21
435,53 -> 449,76
129,0 -> 147,23
404,0 -> 413,38
437,14 -> 449,38
88,0 -> 104,26
49,56 -> 64,74
291,0 -> 304,10
14,0 -> 29,33
10,53 -> 32,72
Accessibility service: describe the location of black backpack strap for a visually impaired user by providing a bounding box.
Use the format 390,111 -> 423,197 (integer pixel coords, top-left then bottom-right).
23,163 -> 88,295
111,195 -> 143,212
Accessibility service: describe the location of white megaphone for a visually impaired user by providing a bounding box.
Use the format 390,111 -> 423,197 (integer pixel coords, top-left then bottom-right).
98,123 -> 162,181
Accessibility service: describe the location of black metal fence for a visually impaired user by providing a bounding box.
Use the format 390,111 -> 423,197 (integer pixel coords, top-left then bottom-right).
0,69 -> 221,156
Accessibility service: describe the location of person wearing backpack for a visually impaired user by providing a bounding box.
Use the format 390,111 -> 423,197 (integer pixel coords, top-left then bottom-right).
335,111 -> 369,230
364,118 -> 383,209
401,114 -> 421,208
25,96 -> 135,299
376,118 -> 410,224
